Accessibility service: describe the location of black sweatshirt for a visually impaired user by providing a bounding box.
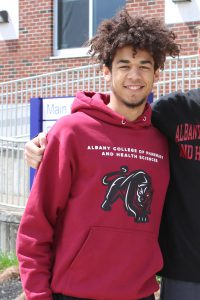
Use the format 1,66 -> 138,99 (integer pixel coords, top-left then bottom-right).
152,88 -> 200,282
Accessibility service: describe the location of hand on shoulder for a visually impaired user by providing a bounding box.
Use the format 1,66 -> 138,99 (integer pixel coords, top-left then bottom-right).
24,132 -> 47,169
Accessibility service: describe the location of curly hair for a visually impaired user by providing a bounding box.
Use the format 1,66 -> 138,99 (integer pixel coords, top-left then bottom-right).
88,9 -> 180,70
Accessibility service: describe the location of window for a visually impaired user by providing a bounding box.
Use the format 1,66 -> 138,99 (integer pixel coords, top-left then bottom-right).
53,0 -> 125,58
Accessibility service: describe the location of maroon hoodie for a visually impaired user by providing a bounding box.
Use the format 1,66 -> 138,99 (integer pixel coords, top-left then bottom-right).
17,91 -> 169,300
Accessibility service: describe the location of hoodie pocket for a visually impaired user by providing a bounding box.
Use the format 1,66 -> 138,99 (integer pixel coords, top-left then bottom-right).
67,226 -> 162,300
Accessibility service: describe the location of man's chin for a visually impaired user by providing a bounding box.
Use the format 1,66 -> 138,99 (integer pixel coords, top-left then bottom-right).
123,98 -> 147,108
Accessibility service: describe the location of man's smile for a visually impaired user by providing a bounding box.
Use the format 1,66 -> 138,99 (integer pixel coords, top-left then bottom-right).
124,84 -> 144,91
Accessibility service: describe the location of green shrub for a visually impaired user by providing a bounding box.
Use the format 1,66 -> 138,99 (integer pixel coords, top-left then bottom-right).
0,252 -> 18,271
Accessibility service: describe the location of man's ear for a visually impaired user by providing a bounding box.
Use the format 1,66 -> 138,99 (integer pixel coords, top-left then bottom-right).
154,69 -> 160,83
102,65 -> 111,82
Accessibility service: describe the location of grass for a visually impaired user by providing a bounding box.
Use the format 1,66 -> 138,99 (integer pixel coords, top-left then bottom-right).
0,252 -> 18,272
156,275 -> 162,283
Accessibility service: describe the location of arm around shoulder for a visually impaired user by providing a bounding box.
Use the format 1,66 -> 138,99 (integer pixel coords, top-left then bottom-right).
24,132 -> 47,169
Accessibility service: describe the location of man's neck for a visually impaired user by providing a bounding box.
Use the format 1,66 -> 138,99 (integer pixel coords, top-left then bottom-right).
107,102 -> 146,122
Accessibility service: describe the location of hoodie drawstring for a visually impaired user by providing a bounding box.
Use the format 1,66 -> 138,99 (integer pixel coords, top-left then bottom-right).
121,118 -> 126,125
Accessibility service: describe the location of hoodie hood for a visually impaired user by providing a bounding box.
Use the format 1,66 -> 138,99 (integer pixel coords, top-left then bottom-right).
71,91 -> 152,128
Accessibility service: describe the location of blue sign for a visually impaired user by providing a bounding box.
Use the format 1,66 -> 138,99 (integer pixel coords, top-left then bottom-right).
30,96 -> 74,187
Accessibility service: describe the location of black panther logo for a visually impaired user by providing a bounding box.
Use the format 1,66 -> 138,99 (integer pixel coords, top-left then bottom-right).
101,166 -> 153,223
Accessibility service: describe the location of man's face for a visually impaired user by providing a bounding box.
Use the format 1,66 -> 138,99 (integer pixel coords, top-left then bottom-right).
103,45 -> 159,119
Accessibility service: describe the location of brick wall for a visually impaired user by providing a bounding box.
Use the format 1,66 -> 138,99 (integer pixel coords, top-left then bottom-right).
0,0 -> 199,82
126,0 -> 164,19
169,22 -> 200,55
0,0 -> 90,82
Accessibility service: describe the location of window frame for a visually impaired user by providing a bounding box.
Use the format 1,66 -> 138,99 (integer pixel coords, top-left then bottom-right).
53,0 -> 93,59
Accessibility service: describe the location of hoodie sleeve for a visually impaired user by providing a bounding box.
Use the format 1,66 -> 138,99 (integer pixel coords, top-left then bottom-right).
16,117 -> 75,300
151,98 -> 168,133
152,89 -> 200,138
151,92 -> 182,138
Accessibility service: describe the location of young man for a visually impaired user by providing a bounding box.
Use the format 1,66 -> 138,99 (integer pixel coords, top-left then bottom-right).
18,9 -> 179,300
152,88 -> 200,300
26,94 -> 200,300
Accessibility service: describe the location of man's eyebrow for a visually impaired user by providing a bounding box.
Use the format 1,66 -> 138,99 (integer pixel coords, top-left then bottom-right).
117,59 -> 130,64
140,60 -> 153,65
117,59 -> 153,65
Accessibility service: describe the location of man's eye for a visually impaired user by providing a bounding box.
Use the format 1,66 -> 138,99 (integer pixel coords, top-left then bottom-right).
140,66 -> 150,70
120,65 -> 129,69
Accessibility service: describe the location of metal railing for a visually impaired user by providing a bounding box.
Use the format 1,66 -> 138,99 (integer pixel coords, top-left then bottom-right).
0,63 -> 106,138
0,54 -> 199,209
156,55 -> 200,98
0,136 -> 29,208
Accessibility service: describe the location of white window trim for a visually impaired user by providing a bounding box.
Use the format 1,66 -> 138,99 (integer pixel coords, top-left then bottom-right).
51,47 -> 90,59
52,0 -> 93,59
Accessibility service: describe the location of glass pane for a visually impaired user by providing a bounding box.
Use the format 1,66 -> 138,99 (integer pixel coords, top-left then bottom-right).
93,0 -> 125,34
58,0 -> 89,49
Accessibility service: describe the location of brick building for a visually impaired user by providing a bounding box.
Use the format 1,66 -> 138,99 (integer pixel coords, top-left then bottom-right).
0,0 -> 199,82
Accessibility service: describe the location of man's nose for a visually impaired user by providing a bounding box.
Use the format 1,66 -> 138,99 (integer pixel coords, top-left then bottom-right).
127,68 -> 141,79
